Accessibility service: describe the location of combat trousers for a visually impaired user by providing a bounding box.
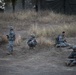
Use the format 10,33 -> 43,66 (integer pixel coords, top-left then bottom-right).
56,42 -> 70,47
8,41 -> 14,53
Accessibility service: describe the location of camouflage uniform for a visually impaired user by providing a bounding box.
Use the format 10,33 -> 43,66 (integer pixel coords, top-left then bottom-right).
7,28 -> 15,54
56,35 -> 70,47
68,47 -> 76,66
27,35 -> 37,49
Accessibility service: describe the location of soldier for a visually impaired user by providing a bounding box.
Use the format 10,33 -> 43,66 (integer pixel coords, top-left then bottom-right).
7,27 -> 15,54
55,31 -> 70,47
27,35 -> 37,49
67,46 -> 76,66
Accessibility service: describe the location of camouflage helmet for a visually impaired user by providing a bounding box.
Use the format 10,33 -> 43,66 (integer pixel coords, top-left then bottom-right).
30,34 -> 35,38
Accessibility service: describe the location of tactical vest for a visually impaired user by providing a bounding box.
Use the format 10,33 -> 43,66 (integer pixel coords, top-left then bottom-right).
8,32 -> 15,41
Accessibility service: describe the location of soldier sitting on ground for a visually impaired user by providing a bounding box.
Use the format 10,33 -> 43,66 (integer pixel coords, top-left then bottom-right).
67,46 -> 76,66
7,27 -> 15,55
27,35 -> 37,49
55,31 -> 70,47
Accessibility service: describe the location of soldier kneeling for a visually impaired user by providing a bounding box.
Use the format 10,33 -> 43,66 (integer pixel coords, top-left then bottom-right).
67,47 -> 76,66
55,31 -> 70,48
27,35 -> 37,49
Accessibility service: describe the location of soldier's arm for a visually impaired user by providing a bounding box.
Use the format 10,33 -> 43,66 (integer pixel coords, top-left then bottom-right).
6,35 -> 9,39
63,37 -> 67,42
13,34 -> 16,41
34,39 -> 37,45
27,38 -> 32,44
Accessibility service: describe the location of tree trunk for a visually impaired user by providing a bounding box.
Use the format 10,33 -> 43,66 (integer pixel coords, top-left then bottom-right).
35,0 -> 38,12
22,0 -> 25,9
11,0 -> 16,12
36,0 -> 38,12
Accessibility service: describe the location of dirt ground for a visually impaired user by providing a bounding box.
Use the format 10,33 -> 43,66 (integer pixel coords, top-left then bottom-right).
0,10 -> 76,75
0,29 -> 76,75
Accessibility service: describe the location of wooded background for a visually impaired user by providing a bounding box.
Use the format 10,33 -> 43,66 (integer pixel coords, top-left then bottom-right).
4,0 -> 76,14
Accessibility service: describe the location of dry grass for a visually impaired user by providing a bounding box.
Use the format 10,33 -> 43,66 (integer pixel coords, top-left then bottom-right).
28,24 -> 76,46
15,34 -> 22,45
0,34 -> 22,46
0,11 -> 76,24
16,11 -> 37,21
28,24 -> 76,38
0,11 -> 76,46
37,36 -> 54,46
0,13 -> 16,21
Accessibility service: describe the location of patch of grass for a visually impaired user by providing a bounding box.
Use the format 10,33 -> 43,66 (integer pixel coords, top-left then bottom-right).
16,11 -> 37,21
37,36 -> 54,46
29,24 -> 76,38
28,24 -> 76,46
0,11 -> 76,24
0,11 -> 76,46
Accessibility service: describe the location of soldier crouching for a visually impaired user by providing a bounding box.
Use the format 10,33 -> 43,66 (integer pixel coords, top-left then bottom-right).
27,35 -> 37,49
7,27 -> 15,54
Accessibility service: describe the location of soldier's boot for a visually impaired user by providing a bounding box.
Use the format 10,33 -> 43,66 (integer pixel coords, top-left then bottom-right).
7,52 -> 11,55
66,60 -> 73,66
70,60 -> 76,66
66,62 -> 71,66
